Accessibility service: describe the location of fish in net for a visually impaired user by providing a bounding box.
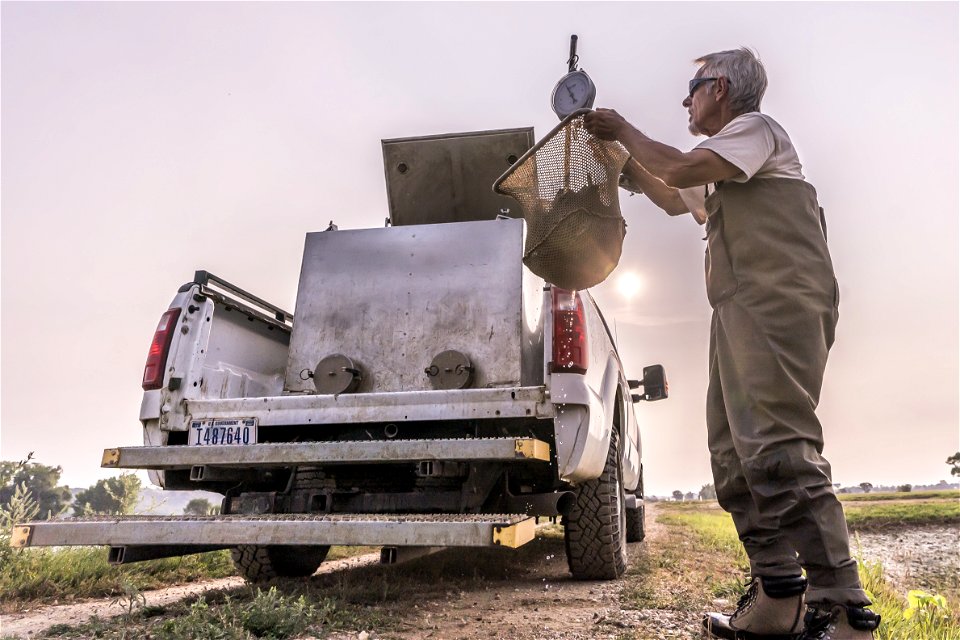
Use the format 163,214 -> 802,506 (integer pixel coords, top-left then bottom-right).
494,110 -> 629,291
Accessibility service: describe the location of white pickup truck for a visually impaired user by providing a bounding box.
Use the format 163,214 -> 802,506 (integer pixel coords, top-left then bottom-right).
12,126 -> 667,582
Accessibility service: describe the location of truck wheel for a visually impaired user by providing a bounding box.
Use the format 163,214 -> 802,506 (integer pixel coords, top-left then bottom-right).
231,545 -> 330,582
626,498 -> 645,542
564,428 -> 628,580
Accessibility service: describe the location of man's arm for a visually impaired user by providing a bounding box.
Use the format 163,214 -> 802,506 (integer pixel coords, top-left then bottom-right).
621,158 -> 690,216
586,109 -> 742,189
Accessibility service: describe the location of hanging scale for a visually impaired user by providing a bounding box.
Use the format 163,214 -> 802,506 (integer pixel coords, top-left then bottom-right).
551,35 -> 597,120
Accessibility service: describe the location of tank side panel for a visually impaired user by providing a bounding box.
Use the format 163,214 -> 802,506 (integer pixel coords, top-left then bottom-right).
285,219 -> 525,393
520,231 -> 546,386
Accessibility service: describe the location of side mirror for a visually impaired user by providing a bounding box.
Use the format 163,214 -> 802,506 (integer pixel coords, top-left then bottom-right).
629,364 -> 668,402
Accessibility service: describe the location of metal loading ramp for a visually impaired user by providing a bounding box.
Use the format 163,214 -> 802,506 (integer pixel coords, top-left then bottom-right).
12,513 -> 537,555
100,437 -> 552,470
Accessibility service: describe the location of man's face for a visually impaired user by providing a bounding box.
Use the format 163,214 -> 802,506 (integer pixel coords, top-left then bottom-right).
683,74 -> 716,136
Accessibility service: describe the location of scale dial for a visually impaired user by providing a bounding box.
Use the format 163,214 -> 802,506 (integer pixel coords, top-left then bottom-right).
551,70 -> 597,119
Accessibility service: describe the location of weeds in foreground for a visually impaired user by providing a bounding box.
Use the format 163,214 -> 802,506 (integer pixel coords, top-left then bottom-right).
858,559 -> 960,640
656,502 -> 960,640
620,509 -> 750,613
0,544 -> 235,608
155,587 -> 325,640
38,587 -> 329,640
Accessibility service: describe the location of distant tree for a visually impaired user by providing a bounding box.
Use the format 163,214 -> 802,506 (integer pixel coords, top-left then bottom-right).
672,490 -> 684,501
699,484 -> 717,500
183,498 -> 216,516
947,452 -> 960,477
684,491 -> 696,501
897,484 -> 912,493
0,453 -> 72,520
73,473 -> 141,516
859,482 -> 873,494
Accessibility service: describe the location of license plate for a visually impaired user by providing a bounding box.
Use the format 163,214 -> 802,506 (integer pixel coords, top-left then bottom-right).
189,418 -> 257,446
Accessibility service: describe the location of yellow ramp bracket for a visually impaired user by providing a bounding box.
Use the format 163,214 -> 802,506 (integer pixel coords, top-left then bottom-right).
514,439 -> 550,461
101,448 -> 121,467
492,517 -> 536,548
10,525 -> 32,548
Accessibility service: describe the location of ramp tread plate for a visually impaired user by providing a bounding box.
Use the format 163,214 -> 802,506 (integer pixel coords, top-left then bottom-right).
15,513 -> 536,549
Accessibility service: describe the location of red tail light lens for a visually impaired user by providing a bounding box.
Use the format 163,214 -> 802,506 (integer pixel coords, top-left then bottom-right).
142,308 -> 182,390
550,288 -> 588,375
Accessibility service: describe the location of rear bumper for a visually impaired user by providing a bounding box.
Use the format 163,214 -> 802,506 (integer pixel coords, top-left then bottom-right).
170,386 -> 554,428
103,437 -> 551,470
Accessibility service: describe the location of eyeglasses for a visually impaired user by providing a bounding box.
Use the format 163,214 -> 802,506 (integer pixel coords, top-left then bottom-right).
688,77 -> 719,98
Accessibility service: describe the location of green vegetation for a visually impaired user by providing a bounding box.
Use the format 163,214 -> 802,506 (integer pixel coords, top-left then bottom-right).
839,489 -> 960,502
72,472 -> 142,516
0,546 -> 235,608
843,500 -> 960,530
619,505 -> 750,621
155,587 -> 325,640
648,501 -> 960,640
39,586 -> 349,640
0,454 -> 72,520
0,477 -> 234,610
947,452 -> 960,477
859,559 -> 960,639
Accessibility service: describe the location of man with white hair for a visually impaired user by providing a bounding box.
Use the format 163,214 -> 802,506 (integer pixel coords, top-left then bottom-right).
584,49 -> 881,640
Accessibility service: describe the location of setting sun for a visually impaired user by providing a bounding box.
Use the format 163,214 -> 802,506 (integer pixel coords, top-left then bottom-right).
616,271 -> 645,301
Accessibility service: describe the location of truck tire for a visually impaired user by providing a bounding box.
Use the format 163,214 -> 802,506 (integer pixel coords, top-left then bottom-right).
625,498 -> 645,542
231,545 -> 330,582
564,428 -> 628,580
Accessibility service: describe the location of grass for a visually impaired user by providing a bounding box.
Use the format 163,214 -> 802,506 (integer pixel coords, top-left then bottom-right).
0,542 -> 381,611
0,546 -> 235,611
620,506 -> 750,614
644,501 -> 960,640
843,500 -> 960,530
38,585 -> 346,640
326,545 -> 380,561
839,490 -> 960,502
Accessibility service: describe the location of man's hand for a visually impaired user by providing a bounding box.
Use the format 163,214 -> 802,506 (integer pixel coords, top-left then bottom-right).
584,108 -> 630,141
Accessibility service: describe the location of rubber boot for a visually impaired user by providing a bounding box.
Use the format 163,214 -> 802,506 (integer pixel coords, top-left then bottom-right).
703,575 -> 807,639
800,605 -> 880,640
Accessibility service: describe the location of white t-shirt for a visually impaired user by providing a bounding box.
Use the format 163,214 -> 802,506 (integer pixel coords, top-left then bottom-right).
681,112 -> 804,224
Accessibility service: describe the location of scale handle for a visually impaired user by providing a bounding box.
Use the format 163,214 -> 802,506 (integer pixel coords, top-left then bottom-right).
568,35 -> 578,72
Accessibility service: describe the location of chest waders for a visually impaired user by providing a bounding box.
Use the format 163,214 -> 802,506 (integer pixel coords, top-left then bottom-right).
704,178 -> 870,607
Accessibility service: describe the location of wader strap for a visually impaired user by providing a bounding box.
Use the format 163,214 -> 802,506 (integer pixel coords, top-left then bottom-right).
818,206 -> 828,243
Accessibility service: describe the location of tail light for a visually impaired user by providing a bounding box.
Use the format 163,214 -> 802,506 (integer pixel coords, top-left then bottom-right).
550,288 -> 588,374
142,308 -> 182,390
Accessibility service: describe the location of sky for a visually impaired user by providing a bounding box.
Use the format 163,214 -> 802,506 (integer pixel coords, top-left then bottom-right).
1,2 -> 957,498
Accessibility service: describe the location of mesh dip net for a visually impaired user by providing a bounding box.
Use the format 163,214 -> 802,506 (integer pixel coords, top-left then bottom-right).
494,109 -> 629,291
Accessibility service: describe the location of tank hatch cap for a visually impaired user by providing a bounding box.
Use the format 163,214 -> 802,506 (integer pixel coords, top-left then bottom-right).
425,350 -> 474,390
312,354 -> 362,395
